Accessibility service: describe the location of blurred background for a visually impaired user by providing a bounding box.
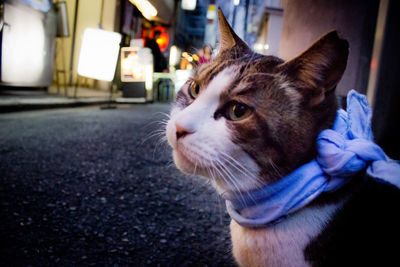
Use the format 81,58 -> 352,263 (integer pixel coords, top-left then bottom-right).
1,0 -> 399,156
0,0 -> 399,265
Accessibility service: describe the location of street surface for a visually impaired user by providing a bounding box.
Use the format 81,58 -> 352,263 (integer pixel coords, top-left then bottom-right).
0,104 -> 234,266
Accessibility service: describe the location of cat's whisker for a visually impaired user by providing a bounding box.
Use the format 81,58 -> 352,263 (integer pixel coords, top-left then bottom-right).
140,116 -> 169,134
152,136 -> 168,160
268,158 -> 284,179
213,160 -> 248,208
141,128 -> 167,146
216,159 -> 260,206
154,111 -> 171,119
222,157 -> 258,185
217,150 -> 253,176
218,151 -> 265,188
240,51 -> 259,75
192,160 -> 198,177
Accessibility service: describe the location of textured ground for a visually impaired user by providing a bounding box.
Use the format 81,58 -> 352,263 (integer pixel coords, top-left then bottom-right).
0,104 -> 235,266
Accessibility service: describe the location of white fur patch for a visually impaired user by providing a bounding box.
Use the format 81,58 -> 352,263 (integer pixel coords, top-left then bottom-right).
166,68 -> 261,193
230,201 -> 344,267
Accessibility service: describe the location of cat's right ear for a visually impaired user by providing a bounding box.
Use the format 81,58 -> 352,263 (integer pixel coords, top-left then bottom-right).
218,8 -> 249,52
279,31 -> 349,107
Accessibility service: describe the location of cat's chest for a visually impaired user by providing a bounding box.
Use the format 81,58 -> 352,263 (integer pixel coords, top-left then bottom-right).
230,202 -> 343,267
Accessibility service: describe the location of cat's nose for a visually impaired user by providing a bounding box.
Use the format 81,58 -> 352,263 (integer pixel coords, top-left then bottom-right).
175,123 -> 192,140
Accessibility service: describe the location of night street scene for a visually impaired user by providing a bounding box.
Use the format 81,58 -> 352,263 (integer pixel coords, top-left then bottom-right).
1,0 -> 400,266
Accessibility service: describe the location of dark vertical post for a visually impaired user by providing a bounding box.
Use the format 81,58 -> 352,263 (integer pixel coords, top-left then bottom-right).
69,0 -> 79,86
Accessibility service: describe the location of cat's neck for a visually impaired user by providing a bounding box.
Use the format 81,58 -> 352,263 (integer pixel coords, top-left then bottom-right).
230,197 -> 346,267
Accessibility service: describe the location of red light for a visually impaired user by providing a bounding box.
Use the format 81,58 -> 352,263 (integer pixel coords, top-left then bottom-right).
156,34 -> 168,51
141,26 -> 169,52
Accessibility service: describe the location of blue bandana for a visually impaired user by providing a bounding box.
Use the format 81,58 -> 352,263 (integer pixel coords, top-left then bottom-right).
223,90 -> 400,229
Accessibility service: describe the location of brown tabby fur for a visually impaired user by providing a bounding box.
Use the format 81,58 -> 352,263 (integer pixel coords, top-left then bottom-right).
175,9 -> 348,185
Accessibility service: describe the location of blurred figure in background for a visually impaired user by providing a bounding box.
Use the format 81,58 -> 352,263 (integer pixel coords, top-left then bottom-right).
145,30 -> 168,72
199,45 -> 212,64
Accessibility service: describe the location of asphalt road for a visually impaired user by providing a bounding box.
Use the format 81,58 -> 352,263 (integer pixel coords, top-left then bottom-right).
0,104 -> 235,266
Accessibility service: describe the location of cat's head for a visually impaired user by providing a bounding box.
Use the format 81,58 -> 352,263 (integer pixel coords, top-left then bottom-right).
166,9 -> 348,194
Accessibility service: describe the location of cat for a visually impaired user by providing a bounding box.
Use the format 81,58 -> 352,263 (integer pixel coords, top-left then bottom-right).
165,9 -> 400,267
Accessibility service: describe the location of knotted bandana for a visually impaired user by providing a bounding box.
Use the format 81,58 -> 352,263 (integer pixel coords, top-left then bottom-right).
223,90 -> 400,229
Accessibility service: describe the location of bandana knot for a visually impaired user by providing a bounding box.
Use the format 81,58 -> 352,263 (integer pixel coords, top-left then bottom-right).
223,90 -> 400,228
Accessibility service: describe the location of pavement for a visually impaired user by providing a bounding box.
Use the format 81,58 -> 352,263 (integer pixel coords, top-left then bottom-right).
0,86 -> 118,113
0,104 -> 235,266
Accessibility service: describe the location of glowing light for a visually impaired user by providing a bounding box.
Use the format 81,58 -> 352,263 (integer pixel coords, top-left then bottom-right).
181,0 -> 197,11
169,45 -> 181,66
120,47 -> 153,91
155,31 -> 169,51
130,0 -> 158,20
234,0 -> 240,6
192,54 -> 199,61
77,28 -> 121,81
207,4 -> 217,20
254,43 -> 263,51
264,44 -> 270,50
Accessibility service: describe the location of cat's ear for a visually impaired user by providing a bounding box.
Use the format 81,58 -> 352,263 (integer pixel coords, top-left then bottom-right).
280,31 -> 349,106
218,8 -> 249,52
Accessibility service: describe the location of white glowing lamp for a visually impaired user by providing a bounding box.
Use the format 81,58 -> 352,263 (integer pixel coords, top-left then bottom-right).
181,0 -> 197,10
77,28 -> 122,82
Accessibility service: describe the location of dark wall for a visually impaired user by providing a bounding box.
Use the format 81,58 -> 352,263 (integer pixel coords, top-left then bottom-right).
371,0 -> 400,159
279,0 -> 379,97
279,0 -> 400,158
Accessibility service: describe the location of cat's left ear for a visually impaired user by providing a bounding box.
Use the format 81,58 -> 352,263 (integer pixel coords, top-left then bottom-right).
280,31 -> 349,106
218,8 -> 249,52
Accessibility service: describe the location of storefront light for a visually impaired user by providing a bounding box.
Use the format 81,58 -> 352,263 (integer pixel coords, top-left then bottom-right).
77,28 -> 121,81
130,0 -> 158,20
120,47 -> 153,91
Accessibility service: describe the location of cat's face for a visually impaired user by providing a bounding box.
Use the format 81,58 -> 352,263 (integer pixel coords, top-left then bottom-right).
166,10 -> 348,194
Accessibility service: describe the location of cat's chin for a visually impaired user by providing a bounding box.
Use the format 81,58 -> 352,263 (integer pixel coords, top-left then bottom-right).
172,149 -> 207,176
173,149 -> 197,175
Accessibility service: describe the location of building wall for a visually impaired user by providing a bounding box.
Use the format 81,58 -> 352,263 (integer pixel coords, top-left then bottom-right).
53,0 -> 76,86
279,0 -> 379,97
54,0 -> 118,90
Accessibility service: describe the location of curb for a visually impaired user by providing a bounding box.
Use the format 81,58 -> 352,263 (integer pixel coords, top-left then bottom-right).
0,99 -> 112,113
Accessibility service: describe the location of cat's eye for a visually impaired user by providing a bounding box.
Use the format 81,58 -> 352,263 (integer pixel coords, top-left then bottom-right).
226,102 -> 252,121
188,81 -> 200,99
